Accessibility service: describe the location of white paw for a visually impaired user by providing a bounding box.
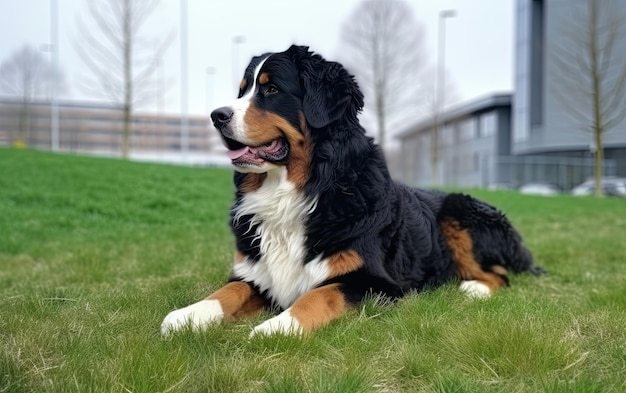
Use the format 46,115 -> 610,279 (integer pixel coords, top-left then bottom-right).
249,309 -> 303,337
161,299 -> 224,335
460,280 -> 491,298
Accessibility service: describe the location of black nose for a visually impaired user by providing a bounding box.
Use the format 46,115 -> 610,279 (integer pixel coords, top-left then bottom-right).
211,106 -> 234,128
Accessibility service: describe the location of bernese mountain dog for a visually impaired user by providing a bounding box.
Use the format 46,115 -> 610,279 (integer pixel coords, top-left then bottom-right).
161,45 -> 544,337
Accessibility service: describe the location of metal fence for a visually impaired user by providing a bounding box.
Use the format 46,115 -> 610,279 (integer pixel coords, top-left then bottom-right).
0,98 -> 215,155
492,155 -> 617,191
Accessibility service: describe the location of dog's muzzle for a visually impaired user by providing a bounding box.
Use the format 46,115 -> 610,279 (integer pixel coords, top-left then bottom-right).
209,106 -> 289,167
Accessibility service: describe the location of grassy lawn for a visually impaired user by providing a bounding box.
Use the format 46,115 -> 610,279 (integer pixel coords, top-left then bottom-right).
1,148 -> 625,393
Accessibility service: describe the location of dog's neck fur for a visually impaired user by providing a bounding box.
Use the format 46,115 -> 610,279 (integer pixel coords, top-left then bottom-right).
232,167 -> 326,309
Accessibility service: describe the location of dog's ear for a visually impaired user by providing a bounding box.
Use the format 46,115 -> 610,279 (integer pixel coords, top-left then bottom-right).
286,45 -> 364,129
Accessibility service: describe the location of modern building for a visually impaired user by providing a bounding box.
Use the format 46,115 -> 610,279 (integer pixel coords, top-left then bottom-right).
396,94 -> 513,188
513,0 -> 626,171
398,0 -> 626,189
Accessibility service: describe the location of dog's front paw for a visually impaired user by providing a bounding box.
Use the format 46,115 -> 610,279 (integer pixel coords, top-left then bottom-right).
161,299 -> 224,335
249,309 -> 303,337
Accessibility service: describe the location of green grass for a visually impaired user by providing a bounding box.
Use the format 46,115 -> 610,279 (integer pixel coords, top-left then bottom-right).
1,148 -> 626,393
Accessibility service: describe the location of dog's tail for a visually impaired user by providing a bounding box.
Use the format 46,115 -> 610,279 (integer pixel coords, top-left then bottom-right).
437,193 -> 546,276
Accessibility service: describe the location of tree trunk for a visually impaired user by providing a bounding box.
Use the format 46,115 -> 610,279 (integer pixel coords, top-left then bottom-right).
590,0 -> 603,197
121,0 -> 133,159
376,91 -> 386,150
122,103 -> 131,159
431,116 -> 439,187
594,130 -> 603,197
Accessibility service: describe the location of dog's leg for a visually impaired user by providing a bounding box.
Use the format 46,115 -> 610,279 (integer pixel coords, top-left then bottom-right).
458,265 -> 510,298
161,281 -> 264,335
250,283 -> 349,337
440,218 -> 508,298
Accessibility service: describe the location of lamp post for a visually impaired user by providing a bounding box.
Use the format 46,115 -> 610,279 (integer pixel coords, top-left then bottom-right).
154,57 -> 163,152
180,0 -> 189,159
50,0 -> 59,151
432,9 -> 456,187
205,66 -> 217,151
232,36 -> 245,91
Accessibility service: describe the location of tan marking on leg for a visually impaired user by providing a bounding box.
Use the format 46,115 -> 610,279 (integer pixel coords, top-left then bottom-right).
327,250 -> 363,277
440,218 -> 507,292
233,295 -> 266,319
207,281 -> 264,320
289,284 -> 349,332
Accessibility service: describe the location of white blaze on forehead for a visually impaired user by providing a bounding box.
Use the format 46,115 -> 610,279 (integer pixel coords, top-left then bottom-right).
229,55 -> 271,143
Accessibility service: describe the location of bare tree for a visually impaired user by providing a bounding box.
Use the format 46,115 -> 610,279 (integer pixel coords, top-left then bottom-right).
551,0 -> 626,197
423,65 -> 460,186
76,0 -> 173,158
0,45 -> 64,144
340,0 -> 430,149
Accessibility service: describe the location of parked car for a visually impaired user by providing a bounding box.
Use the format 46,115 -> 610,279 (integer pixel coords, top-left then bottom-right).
571,177 -> 626,197
519,183 -> 559,196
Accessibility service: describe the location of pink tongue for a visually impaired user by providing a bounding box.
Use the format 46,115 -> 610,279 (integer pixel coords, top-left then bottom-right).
226,147 -> 250,160
226,140 -> 280,160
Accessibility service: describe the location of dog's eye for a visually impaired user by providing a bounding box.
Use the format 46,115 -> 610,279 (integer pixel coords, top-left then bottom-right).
263,85 -> 279,96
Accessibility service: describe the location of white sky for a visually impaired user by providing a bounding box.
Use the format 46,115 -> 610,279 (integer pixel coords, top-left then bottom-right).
0,0 -> 515,124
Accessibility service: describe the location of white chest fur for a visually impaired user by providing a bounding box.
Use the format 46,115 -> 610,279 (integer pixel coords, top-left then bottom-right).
231,168 -> 327,309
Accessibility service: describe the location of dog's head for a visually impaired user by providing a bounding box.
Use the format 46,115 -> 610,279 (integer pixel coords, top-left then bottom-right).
210,45 -> 364,176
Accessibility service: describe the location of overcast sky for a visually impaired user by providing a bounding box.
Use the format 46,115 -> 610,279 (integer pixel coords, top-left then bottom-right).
0,0 -> 515,124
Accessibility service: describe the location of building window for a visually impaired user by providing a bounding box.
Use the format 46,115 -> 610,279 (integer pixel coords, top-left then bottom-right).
441,124 -> 455,146
479,112 -> 497,138
458,118 -> 476,140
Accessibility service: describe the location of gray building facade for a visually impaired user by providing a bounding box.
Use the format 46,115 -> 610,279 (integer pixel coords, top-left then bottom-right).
397,0 -> 626,189
513,0 -> 626,175
397,94 -> 512,188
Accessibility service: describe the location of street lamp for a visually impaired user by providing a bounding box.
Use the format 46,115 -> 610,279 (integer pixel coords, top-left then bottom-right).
432,9 -> 456,187
180,0 -> 189,159
153,57 -> 164,153
50,0 -> 59,151
205,66 -> 217,151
